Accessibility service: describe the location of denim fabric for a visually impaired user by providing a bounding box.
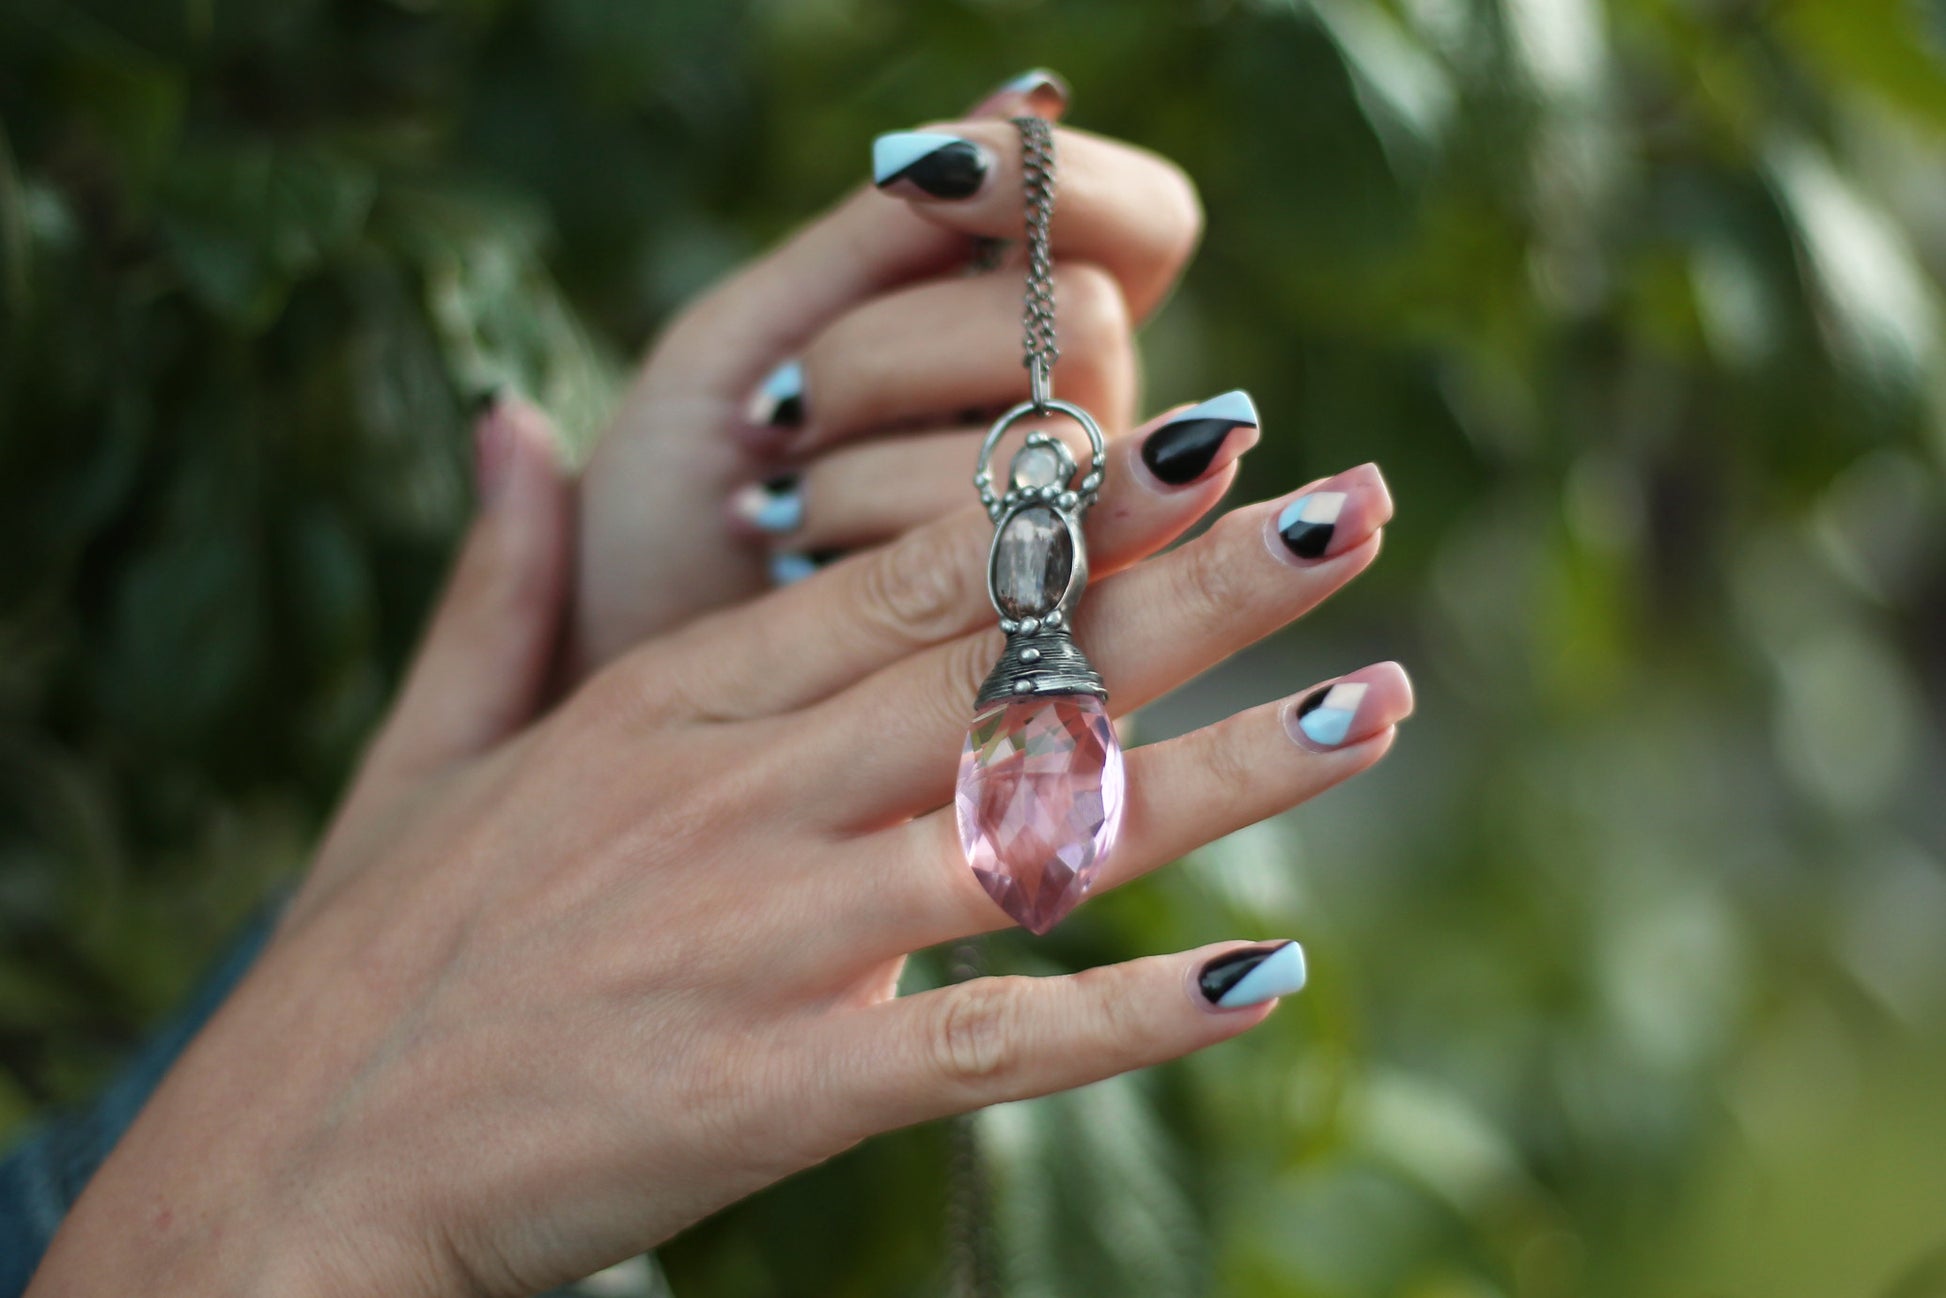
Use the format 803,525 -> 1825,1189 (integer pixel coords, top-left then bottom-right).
0,906 -> 277,1295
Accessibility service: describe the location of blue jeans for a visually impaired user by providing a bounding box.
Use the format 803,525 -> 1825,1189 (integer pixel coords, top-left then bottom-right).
0,907 -> 277,1294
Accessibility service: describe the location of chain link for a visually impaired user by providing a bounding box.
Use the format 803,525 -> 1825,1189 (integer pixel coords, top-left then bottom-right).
944,938 -> 997,1298
1017,115 -> 1059,411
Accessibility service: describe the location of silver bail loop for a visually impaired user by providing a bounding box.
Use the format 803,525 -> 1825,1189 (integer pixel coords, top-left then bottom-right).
1029,355 -> 1052,413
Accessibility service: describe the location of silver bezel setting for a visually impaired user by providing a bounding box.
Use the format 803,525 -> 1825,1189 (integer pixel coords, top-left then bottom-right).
970,398 -> 1110,709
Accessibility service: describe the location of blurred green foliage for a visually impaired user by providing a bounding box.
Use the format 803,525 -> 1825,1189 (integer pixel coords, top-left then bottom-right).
4,0 -> 1946,1295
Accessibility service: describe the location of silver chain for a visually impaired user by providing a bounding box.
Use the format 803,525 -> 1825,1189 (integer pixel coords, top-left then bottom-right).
944,940 -> 996,1298
1017,114 -> 1058,411
943,113 -> 1063,1298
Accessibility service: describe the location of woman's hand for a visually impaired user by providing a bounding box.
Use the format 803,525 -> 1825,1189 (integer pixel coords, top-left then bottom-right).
29,384 -> 1408,1296
569,72 -> 1204,671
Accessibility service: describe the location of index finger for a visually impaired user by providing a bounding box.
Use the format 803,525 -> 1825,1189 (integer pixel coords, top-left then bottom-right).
873,121 -> 1203,321
647,123 -> 1203,400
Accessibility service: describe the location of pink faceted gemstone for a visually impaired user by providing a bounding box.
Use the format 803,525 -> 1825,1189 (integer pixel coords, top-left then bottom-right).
956,693 -> 1125,934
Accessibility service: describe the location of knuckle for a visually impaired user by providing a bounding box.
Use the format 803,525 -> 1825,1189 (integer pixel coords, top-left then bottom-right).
559,654 -> 644,732
932,978 -> 1026,1087
1173,516 -> 1252,627
855,521 -> 974,644
1054,264 -> 1132,361
1148,154 -> 1205,260
566,643 -> 686,731
1068,963 -> 1147,1051
1188,719 -> 1257,821
945,631 -> 1002,712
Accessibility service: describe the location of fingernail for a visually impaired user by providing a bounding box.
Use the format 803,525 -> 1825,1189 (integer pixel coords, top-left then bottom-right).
1283,662 -> 1413,752
1197,941 -> 1307,1010
1267,463 -> 1393,564
1139,390 -> 1260,487
473,397 -> 515,505
730,474 -> 804,535
970,67 -> 1071,119
746,359 -> 806,433
1277,491 -> 1345,559
768,548 -> 843,587
873,132 -> 992,200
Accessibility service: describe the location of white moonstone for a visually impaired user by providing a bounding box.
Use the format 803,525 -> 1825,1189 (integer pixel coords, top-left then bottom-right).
1010,444 -> 1063,490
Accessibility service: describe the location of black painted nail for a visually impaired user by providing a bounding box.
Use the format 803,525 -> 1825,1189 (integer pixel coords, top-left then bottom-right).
746,360 -> 805,429
873,132 -> 991,200
1275,490 -> 1347,560
1140,390 -> 1260,486
1197,941 -> 1308,1009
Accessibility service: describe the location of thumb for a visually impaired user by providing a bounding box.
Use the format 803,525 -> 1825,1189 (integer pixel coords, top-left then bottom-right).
360,393 -> 574,790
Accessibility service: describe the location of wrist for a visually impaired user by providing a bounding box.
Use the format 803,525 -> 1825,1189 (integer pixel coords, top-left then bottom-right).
25,1141 -> 450,1298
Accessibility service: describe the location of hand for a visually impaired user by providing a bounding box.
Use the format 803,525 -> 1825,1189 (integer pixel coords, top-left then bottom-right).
29,386 -> 1408,1296
568,72 -> 1203,671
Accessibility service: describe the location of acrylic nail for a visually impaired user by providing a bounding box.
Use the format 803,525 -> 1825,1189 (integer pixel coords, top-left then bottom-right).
873,132 -> 992,200
1140,390 -> 1260,487
768,548 -> 843,587
1276,491 -> 1346,559
970,67 -> 1071,119
730,474 -> 804,535
1283,661 -> 1413,752
746,359 -> 806,432
1197,941 -> 1307,1010
1266,463 -> 1392,565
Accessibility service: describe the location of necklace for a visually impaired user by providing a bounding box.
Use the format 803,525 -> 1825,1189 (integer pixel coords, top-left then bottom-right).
944,115 -> 1128,1298
953,114 -> 1127,938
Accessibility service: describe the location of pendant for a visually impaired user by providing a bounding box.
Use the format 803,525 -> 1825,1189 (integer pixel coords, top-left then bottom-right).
956,400 -> 1125,934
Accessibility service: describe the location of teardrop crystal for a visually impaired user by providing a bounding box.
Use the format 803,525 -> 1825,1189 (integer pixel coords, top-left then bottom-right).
956,693 -> 1125,933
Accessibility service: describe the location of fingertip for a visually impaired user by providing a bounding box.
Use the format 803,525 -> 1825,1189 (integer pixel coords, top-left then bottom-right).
367,397 -> 572,787
1189,939 -> 1308,1014
967,67 -> 1071,121
1264,462 -> 1392,567
473,399 -> 516,506
1369,660 -> 1415,719
1130,390 -> 1262,493
1283,662 -> 1414,754
475,392 -> 563,495
872,131 -> 993,202
1345,461 -> 1394,526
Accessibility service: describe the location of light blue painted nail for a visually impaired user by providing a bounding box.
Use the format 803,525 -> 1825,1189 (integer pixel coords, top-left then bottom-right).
1276,490 -> 1344,536
735,478 -> 804,534
756,490 -> 803,533
1293,681 -> 1368,748
1300,706 -> 1355,746
746,360 -> 805,427
1180,389 -> 1260,428
872,132 -> 967,185
1217,942 -> 1308,1008
995,68 -> 1068,98
769,552 -> 819,586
